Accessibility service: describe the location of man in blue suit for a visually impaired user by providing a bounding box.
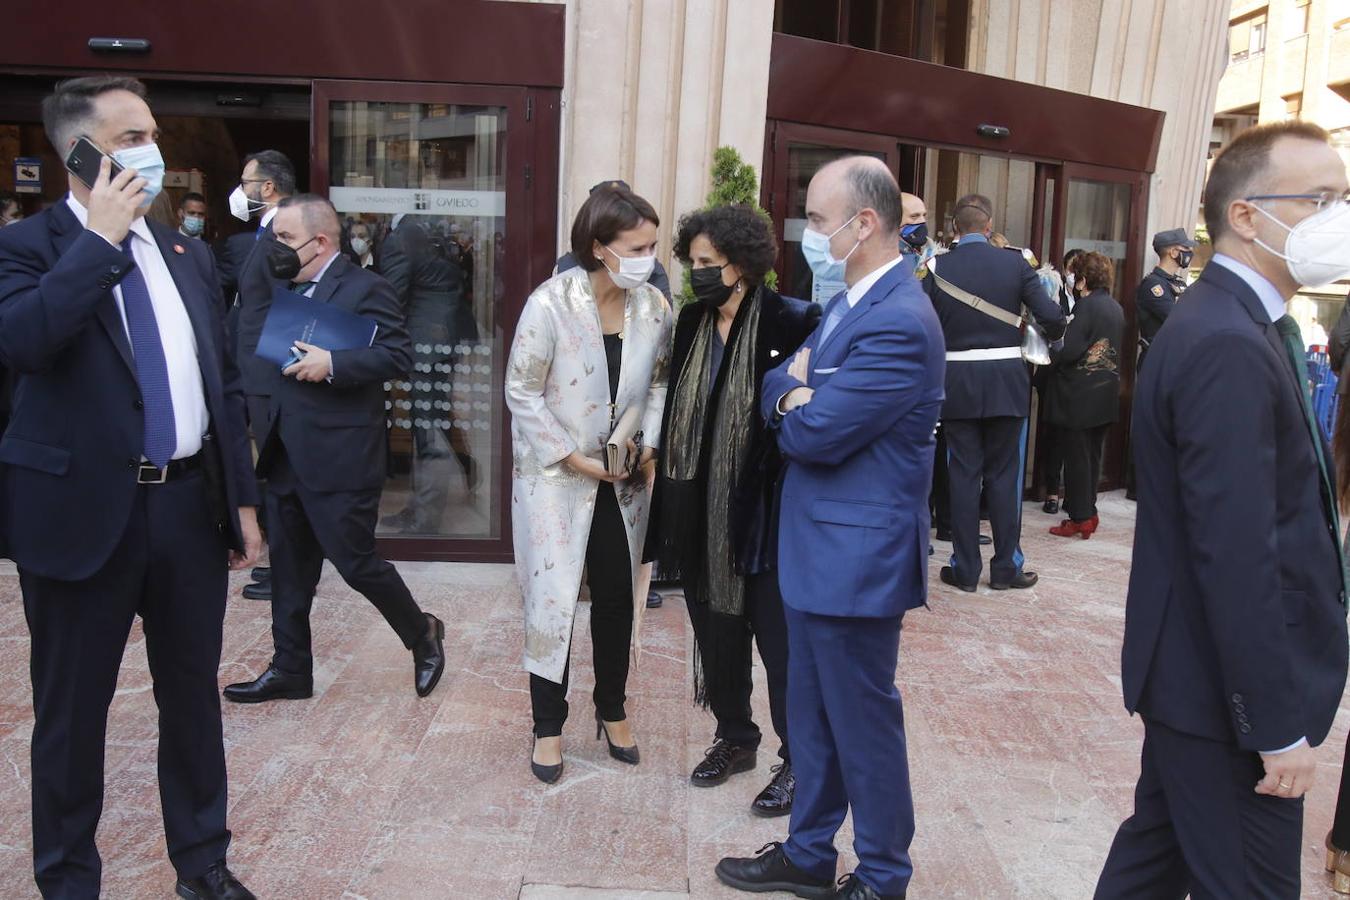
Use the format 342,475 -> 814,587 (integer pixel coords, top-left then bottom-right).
715,157 -> 944,900
0,77 -> 261,899
1095,121 -> 1350,898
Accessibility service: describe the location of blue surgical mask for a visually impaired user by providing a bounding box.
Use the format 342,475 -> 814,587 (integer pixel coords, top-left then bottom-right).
110,142 -> 166,207
800,214 -> 859,283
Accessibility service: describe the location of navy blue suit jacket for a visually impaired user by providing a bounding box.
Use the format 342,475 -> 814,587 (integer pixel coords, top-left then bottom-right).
923,240 -> 1065,419
0,202 -> 259,580
255,254 -> 411,494
763,259 -> 946,619
1124,260 -> 1348,750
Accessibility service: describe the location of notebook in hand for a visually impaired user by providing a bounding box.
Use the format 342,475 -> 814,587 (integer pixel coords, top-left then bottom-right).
256,287 -> 378,370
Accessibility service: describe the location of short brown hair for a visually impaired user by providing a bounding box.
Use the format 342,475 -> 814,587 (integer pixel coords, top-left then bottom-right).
953,194 -> 992,235
569,183 -> 660,272
1202,120 -> 1331,243
42,75 -> 147,155
1069,251 -> 1115,292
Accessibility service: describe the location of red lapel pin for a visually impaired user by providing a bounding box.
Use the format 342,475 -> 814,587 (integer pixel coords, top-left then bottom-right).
173,244 -> 186,254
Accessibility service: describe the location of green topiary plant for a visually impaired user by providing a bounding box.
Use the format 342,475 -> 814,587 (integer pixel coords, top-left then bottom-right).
677,146 -> 778,306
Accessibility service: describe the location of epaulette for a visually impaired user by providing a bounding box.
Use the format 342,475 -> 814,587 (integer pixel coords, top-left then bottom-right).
1005,246 -> 1039,268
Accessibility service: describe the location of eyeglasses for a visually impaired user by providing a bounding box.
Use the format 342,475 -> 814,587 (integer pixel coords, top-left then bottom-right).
1244,189 -> 1350,211
240,177 -> 270,185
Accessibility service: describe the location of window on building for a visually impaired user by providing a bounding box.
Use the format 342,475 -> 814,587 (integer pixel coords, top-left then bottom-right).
774,0 -> 971,67
1250,15 -> 1267,55
1229,18 -> 1251,61
1288,0 -> 1311,38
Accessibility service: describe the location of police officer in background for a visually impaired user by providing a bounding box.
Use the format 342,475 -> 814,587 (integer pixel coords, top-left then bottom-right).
1125,228 -> 1194,500
1135,228 -> 1194,366
923,194 -> 1066,592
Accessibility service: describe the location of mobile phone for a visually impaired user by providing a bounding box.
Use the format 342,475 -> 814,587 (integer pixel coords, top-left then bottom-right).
282,346 -> 307,372
64,136 -> 122,190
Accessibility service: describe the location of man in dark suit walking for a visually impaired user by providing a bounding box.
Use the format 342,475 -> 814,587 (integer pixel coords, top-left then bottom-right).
217,150 -> 295,601
0,76 -> 260,900
716,157 -> 945,900
1095,121 -> 1350,898
923,195 -> 1065,592
223,195 -> 446,704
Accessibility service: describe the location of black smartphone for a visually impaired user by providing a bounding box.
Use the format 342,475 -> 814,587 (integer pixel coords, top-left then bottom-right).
64,136 -> 122,190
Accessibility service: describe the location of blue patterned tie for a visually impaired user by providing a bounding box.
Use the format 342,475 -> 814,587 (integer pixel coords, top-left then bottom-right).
819,292 -> 848,343
120,236 -> 177,467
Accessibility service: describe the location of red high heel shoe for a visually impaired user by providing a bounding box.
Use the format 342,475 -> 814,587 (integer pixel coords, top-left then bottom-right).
1049,519 -> 1081,538
1050,516 -> 1100,539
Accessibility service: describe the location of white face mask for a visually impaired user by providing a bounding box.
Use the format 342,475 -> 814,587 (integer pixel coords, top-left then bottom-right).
1252,200 -> 1350,287
600,244 -> 656,290
350,237 -> 371,257
228,184 -> 268,222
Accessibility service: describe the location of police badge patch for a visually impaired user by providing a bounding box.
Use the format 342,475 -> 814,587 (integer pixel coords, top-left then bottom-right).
1151,284 -> 1165,297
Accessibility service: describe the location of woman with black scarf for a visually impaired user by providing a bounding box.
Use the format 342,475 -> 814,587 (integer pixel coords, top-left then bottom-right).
648,204 -> 819,817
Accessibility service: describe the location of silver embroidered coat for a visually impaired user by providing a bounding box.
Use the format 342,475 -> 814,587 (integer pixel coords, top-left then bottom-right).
505,267 -> 673,684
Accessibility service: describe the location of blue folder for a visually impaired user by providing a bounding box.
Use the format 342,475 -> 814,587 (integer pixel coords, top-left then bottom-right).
256,287 -> 378,369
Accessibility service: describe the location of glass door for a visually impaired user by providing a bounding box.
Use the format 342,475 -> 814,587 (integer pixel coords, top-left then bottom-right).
1055,162 -> 1148,490
313,80 -> 539,561
762,122 -> 899,304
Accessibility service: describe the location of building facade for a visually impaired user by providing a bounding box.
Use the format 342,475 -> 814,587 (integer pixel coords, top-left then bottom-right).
0,0 -> 1228,561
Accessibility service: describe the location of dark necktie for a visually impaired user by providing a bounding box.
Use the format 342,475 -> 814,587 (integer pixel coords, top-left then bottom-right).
1275,314 -> 1348,605
119,236 -> 177,467
289,280 -> 316,294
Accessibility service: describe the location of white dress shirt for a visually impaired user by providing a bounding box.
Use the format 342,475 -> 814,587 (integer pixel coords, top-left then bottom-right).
67,195 -> 208,460
260,206 -> 279,230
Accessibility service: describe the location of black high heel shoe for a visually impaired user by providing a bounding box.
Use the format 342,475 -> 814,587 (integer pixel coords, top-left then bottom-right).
530,732 -> 563,784
595,712 -> 640,765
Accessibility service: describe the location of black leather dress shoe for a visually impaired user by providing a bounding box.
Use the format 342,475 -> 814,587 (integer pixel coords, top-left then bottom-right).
241,581 -> 271,601
978,534 -> 992,546
250,566 -> 271,583
413,613 -> 446,697
938,566 -> 976,593
176,861 -> 255,900
990,570 -> 1038,590
222,667 -> 313,704
934,528 -> 952,542
751,762 -> 794,817
1042,498 -> 1060,515
831,873 -> 904,899
646,589 -> 664,609
691,738 -> 757,786
715,842 -> 834,898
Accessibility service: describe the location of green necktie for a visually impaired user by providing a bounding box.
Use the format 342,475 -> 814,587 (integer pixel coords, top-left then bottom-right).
1274,314 -> 1348,606
289,280 -> 315,293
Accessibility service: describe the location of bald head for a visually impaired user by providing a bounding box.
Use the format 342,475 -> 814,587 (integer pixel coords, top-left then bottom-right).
277,193 -> 341,242
814,156 -> 902,233
273,194 -> 343,284
805,155 -> 903,284
900,192 -> 927,226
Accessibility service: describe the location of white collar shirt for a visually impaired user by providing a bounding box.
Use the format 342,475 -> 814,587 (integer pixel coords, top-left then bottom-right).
66,195 -> 208,460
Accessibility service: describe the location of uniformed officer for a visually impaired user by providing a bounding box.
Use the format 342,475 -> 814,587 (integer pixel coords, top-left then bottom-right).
1125,229 -> 1194,501
922,194 -> 1066,591
1135,228 -> 1194,367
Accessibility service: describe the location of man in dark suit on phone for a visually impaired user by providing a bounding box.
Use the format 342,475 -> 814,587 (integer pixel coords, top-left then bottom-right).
0,76 -> 260,900
223,194 -> 446,705
1095,121 -> 1350,898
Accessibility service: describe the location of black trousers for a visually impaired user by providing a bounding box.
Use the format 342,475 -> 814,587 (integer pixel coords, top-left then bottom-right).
684,571 -> 791,761
266,447 -> 427,675
1062,424 -> 1109,522
22,472 -> 231,898
530,486 -> 633,737
944,416 -> 1026,584
1095,719 -> 1302,899
1043,425 -> 1065,495
1332,728 -> 1350,849
928,423 -> 951,534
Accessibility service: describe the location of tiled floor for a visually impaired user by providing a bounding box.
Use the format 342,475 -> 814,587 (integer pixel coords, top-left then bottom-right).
0,490 -> 1346,898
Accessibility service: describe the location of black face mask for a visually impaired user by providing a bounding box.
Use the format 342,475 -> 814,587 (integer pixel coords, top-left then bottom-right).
267,235 -> 318,281
1176,249 -> 1194,269
691,264 -> 736,309
901,222 -> 929,251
